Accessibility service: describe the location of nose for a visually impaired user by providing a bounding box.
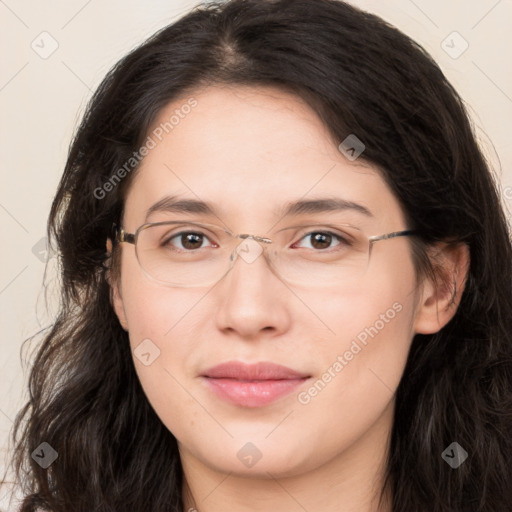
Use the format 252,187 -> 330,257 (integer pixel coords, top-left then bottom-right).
214,237 -> 292,339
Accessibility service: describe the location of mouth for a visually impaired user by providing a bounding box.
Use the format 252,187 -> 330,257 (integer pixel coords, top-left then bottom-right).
200,361 -> 311,408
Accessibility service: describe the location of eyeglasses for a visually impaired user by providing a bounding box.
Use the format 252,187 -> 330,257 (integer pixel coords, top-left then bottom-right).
113,220 -> 418,288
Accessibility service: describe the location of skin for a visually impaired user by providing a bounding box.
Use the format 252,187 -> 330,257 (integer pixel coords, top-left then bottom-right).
109,84 -> 470,512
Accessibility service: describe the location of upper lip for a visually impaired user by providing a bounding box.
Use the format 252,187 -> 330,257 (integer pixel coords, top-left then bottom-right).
201,361 -> 310,380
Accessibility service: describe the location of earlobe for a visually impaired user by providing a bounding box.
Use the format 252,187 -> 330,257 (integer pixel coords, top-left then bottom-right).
413,241 -> 470,335
105,237 -> 129,331
111,281 -> 129,331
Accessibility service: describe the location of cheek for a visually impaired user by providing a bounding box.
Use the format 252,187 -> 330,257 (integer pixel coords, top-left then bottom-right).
120,280 -> 210,436
293,249 -> 416,428
117,253 -> 208,410
299,280 -> 414,402
121,277 -> 206,366
119,248 -> 203,346
299,243 -> 416,367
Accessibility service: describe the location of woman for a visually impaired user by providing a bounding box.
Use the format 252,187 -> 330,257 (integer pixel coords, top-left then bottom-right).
8,0 -> 512,510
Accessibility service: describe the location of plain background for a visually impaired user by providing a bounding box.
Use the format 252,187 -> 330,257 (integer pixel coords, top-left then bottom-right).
1,0 -> 511,509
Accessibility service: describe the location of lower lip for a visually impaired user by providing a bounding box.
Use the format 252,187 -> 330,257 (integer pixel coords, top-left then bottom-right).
201,377 -> 309,407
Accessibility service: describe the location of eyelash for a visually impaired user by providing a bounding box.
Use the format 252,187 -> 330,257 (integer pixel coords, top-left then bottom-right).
293,231 -> 352,250
163,229 -> 352,251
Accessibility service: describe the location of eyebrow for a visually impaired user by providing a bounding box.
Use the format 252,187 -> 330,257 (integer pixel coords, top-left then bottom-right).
144,195 -> 374,223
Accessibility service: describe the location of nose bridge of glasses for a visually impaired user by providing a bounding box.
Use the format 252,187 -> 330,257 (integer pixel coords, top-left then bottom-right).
227,231 -> 277,271
236,233 -> 273,244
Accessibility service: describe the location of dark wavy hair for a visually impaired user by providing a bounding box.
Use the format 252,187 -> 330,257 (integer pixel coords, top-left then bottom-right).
5,0 -> 512,510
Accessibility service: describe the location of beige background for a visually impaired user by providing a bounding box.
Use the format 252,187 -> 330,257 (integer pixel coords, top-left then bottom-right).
1,0 -> 511,509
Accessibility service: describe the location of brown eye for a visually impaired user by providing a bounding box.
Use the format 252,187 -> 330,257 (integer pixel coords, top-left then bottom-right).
164,231 -> 211,251
295,231 -> 351,251
309,232 -> 333,250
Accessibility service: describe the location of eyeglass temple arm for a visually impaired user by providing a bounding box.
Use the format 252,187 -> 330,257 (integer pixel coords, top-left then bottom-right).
112,224 -> 135,245
369,229 -> 417,244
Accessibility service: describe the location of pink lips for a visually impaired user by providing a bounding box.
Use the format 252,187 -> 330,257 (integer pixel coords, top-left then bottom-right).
200,361 -> 310,408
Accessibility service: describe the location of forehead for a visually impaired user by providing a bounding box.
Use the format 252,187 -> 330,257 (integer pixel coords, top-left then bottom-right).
122,85 -> 407,232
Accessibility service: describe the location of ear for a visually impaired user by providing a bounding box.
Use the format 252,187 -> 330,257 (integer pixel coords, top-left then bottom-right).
413,241 -> 470,335
105,237 -> 129,331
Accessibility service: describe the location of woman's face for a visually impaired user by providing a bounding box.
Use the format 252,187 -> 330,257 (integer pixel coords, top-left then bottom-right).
111,84 -> 422,479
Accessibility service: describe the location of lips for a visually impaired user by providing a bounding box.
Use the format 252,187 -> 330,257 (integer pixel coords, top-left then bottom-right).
201,361 -> 309,380
200,361 -> 310,407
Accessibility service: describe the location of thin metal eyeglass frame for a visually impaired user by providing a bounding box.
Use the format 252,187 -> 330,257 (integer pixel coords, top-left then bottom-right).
112,221 -> 419,286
